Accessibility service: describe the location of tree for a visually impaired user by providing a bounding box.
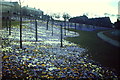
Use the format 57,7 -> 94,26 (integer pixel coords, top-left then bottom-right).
51,16 -> 54,36
6,15 -> 8,31
21,6 -> 28,18
74,23 -> 77,34
114,19 -> 120,29
62,13 -> 70,36
19,0 -> 24,48
55,13 -> 60,21
54,13 -> 61,27
60,24 -> 63,47
104,13 -> 109,17
46,14 -> 50,30
8,11 -> 11,35
51,14 -> 55,36
35,15 -> 38,41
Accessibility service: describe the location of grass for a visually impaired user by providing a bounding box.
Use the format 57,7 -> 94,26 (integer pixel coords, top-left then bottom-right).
65,28 -> 120,74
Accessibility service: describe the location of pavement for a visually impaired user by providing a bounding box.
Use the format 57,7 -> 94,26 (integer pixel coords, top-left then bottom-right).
97,31 -> 120,47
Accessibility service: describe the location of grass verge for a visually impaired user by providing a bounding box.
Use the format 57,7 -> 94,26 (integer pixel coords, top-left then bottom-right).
65,28 -> 120,74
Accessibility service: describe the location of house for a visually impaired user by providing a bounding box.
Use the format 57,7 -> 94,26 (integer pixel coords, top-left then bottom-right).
88,17 -> 112,28
69,15 -> 88,24
1,1 -> 19,19
1,1 -> 44,20
22,6 -> 43,19
69,15 -> 112,28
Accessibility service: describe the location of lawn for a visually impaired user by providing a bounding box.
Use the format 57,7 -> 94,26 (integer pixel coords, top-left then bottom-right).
65,28 -> 120,75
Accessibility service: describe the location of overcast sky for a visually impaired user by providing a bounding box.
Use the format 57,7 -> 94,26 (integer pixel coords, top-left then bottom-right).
4,0 -> 119,23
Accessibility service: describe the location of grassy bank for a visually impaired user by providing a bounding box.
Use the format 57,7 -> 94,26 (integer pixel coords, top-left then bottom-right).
65,28 -> 120,74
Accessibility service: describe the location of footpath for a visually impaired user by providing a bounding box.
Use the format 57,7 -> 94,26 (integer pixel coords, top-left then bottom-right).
97,31 -> 120,47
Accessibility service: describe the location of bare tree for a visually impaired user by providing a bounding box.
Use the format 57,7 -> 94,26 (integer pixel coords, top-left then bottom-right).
104,13 -> 109,17
46,14 -> 50,30
74,23 -> 76,34
51,14 -> 55,36
8,11 -> 11,35
55,13 -> 60,21
51,16 -> 54,36
62,13 -> 70,36
60,24 -> 63,47
19,0 -> 24,48
6,15 -> 8,31
35,15 -> 38,41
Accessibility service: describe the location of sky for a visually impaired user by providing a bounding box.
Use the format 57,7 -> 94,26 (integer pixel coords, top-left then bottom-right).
4,0 -> 119,23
